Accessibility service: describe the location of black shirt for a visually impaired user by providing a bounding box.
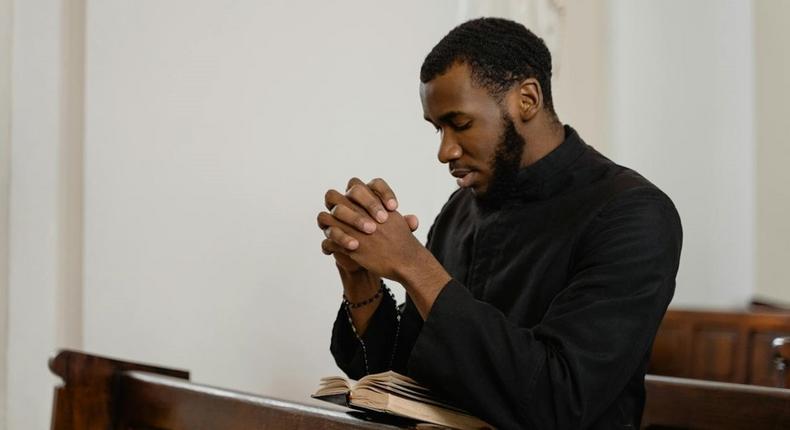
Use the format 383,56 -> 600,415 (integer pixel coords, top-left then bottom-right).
331,126 -> 683,429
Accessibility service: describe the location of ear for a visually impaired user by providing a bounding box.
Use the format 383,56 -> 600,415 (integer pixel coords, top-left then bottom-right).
514,78 -> 542,122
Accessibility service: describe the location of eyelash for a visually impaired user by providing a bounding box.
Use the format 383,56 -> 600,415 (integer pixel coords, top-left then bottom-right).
434,123 -> 471,133
454,122 -> 471,131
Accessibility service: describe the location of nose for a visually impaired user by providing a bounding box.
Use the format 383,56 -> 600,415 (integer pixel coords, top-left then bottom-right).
437,132 -> 462,164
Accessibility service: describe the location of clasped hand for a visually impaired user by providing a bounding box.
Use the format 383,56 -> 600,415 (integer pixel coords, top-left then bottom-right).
317,177 -> 423,283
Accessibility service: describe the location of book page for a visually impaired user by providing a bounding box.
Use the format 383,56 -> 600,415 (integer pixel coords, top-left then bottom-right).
313,376 -> 352,396
357,372 -> 465,412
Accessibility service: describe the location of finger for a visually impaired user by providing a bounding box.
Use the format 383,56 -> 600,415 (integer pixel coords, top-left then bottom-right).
324,189 -> 345,211
347,183 -> 388,223
324,226 -> 359,251
404,214 -> 419,232
368,178 -> 398,211
346,177 -> 365,192
318,210 -> 360,238
325,188 -> 369,216
331,203 -> 376,234
321,239 -> 345,255
316,211 -> 334,230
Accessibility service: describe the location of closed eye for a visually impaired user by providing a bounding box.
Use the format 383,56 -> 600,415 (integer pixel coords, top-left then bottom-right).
452,121 -> 472,131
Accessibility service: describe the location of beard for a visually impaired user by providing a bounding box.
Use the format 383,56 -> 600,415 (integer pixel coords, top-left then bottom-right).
474,114 -> 526,210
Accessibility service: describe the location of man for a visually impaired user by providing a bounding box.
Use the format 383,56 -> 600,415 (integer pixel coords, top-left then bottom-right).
317,18 -> 682,430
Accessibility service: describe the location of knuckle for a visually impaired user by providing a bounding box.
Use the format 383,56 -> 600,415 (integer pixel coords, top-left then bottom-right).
347,185 -> 370,201
331,227 -> 346,241
359,184 -> 370,194
332,205 -> 346,217
334,207 -> 349,221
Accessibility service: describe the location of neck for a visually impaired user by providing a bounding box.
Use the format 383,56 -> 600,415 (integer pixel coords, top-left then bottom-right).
519,116 -> 565,167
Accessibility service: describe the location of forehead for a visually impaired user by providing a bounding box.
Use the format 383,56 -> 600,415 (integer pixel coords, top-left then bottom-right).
419,63 -> 499,119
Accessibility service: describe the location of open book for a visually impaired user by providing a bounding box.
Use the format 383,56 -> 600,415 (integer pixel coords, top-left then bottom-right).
311,371 -> 493,430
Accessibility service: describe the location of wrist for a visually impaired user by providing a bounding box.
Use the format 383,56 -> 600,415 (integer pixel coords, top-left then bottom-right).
343,281 -> 385,309
339,269 -> 381,302
397,247 -> 451,294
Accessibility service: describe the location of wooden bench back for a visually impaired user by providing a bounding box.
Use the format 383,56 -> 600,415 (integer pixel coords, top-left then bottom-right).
51,349 -> 790,429
49,350 -> 395,430
643,374 -> 790,429
650,309 -> 790,386
49,349 -> 190,429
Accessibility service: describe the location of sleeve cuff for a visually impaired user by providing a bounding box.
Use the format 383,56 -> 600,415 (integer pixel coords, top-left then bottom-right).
330,290 -> 398,377
407,279 -> 473,376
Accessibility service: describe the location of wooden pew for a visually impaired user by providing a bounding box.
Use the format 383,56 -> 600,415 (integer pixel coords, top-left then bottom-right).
49,349 -> 400,429
650,309 -> 790,386
642,374 -> 790,429
51,349 -> 790,429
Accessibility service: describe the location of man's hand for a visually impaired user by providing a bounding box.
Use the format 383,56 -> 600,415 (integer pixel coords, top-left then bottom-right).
317,178 -> 417,301
319,202 -> 450,320
320,178 -> 419,256
319,208 -> 421,282
317,177 -> 450,320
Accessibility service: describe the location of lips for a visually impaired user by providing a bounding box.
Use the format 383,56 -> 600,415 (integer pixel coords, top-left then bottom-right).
450,167 -> 476,188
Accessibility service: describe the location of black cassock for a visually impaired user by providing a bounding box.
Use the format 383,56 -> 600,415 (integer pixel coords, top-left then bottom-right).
330,126 -> 683,430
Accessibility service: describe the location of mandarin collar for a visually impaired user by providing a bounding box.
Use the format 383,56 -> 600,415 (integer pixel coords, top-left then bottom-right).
509,125 -> 587,203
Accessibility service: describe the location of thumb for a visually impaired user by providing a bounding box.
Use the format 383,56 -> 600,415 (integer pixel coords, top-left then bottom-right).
404,214 -> 419,232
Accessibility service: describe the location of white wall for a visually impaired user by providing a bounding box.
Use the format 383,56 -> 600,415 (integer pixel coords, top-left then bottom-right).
5,1 -> 85,429
754,0 -> 790,305
82,0 -> 459,403
8,0 -> 66,429
0,0 -> 12,426
607,0 -> 755,308
552,0 -> 608,154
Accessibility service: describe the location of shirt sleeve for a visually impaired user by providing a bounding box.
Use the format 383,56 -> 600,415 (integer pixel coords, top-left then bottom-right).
329,214 -> 448,380
406,189 -> 682,429
330,290 -> 399,379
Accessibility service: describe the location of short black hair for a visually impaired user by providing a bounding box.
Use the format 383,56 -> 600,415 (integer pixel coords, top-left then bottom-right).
420,17 -> 555,112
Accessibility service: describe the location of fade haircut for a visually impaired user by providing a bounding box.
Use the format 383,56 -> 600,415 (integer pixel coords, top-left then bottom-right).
420,17 -> 556,113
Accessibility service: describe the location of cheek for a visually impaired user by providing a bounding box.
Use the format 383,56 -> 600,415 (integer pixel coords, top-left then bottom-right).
463,129 -> 500,164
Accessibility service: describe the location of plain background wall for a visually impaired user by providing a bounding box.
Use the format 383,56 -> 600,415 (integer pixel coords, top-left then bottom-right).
82,0 -> 459,408
607,0 -> 756,308
755,0 -> 790,305
2,1 -> 789,429
7,0 -> 78,428
0,0 -> 11,423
